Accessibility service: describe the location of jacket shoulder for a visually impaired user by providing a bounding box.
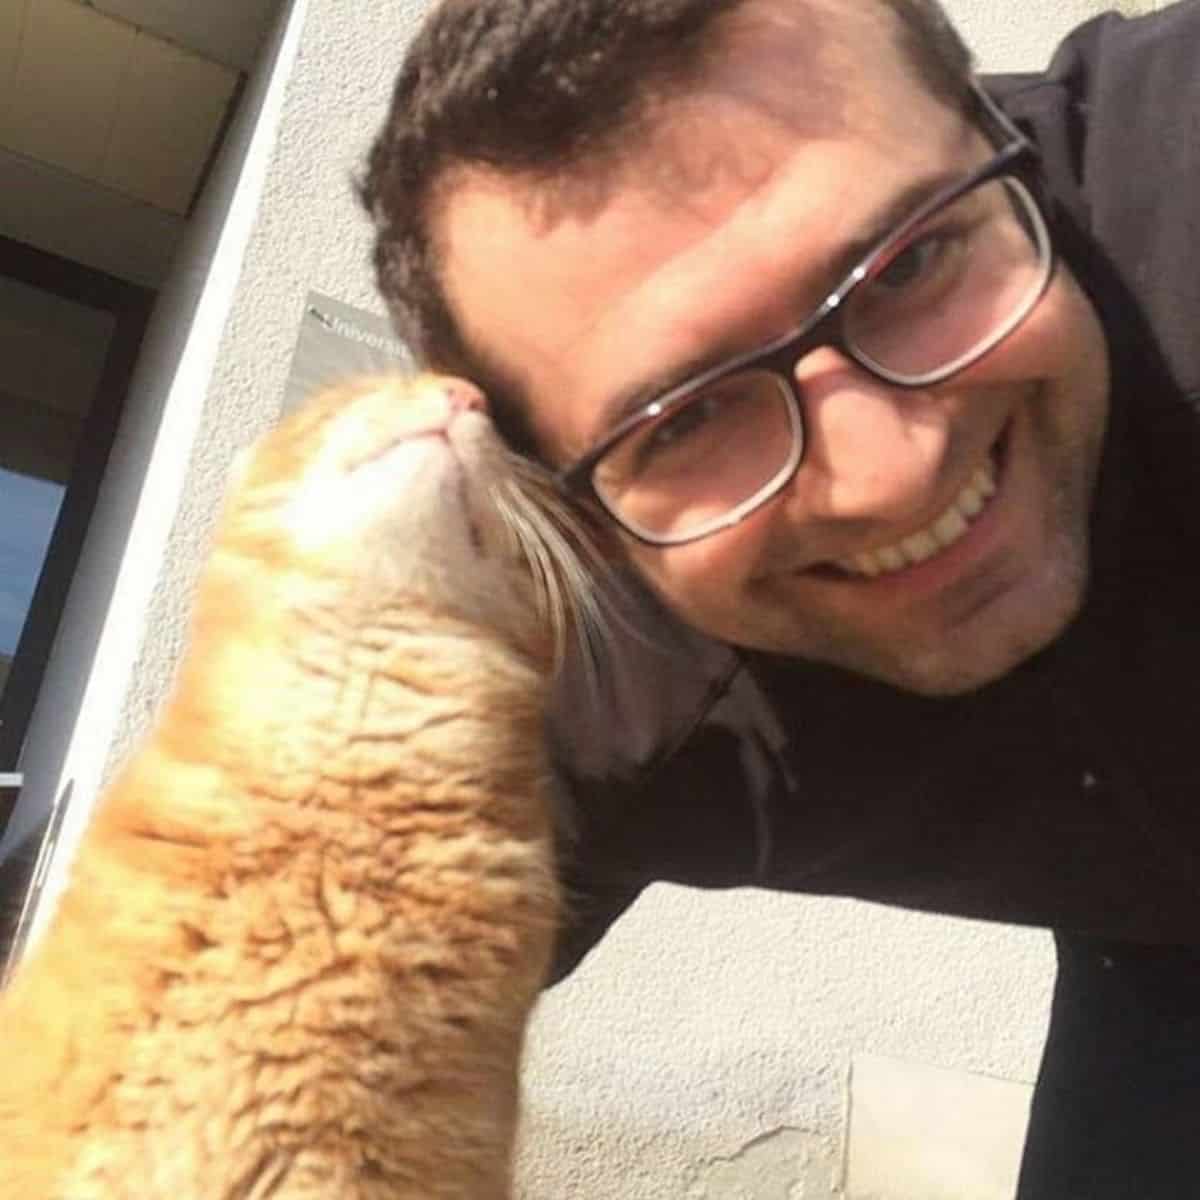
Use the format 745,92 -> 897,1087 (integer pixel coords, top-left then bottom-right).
994,3 -> 1200,397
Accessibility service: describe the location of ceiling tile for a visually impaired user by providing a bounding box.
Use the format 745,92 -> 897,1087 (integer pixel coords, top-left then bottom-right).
0,146 -> 182,288
0,0 -> 31,110
88,0 -> 279,72
0,0 -> 135,178
99,30 -> 238,215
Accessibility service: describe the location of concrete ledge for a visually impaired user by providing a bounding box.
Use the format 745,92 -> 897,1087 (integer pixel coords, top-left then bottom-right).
846,1052 -> 1032,1199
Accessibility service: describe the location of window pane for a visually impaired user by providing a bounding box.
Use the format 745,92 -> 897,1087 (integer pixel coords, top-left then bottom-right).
0,469 -> 66,693
0,273 -> 115,724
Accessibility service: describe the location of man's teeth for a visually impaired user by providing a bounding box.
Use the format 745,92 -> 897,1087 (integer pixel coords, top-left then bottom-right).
834,462 -> 998,578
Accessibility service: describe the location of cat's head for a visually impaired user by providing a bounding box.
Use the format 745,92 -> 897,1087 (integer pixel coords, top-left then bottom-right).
211,373 -> 599,673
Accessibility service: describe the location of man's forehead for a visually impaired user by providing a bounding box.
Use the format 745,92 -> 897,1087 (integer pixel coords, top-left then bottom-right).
432,0 -> 957,456
438,0 -> 933,241
683,0 -> 851,132
697,0 -> 934,120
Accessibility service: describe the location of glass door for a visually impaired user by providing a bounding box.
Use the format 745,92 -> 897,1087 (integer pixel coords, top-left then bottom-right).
0,236 -> 152,828
0,276 -> 113,701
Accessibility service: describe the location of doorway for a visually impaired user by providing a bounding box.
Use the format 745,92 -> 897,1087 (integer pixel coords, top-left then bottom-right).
0,235 -> 153,814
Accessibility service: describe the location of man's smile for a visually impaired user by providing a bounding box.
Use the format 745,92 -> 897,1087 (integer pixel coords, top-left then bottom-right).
811,414 -> 1013,589
833,456 -> 998,577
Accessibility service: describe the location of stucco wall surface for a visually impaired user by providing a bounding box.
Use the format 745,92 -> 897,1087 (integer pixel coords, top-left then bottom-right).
98,0 -> 433,781
516,890 -> 1051,1198
29,0 -> 1170,1196
947,0 -> 1161,70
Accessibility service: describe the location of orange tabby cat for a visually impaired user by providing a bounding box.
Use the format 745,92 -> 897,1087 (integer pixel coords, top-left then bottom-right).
0,375 -> 579,1198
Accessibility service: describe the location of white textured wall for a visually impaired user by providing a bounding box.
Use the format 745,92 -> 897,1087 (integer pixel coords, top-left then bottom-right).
93,0 -> 433,781
21,1 -> 1163,1196
946,0 -> 1161,71
518,892 -> 1051,1198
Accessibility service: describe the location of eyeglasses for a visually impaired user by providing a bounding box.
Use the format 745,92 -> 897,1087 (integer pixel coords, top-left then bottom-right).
557,109 -> 1055,547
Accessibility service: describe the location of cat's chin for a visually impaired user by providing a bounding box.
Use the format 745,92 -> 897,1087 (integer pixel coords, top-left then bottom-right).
226,373 -> 581,669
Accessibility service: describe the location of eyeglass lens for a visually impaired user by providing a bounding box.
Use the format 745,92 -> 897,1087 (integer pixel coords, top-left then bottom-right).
594,371 -> 799,541
846,176 -> 1048,382
594,175 -> 1048,543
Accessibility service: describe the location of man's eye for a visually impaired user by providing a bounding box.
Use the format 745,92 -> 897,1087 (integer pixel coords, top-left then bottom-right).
633,393 -> 724,471
654,394 -> 720,445
873,232 -> 952,291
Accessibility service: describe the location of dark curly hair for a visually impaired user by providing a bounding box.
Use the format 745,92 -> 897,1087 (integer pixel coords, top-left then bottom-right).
359,0 -> 973,454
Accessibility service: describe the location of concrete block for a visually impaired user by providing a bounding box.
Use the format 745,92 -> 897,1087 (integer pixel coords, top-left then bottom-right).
846,1052 -> 1032,1199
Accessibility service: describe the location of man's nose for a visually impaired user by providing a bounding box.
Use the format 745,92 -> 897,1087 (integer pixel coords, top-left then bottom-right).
781,348 -> 952,522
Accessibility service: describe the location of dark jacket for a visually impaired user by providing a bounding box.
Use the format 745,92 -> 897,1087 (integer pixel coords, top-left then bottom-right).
547,2 -> 1200,981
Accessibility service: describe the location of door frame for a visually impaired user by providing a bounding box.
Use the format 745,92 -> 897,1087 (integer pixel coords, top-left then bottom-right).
0,236 -> 154,776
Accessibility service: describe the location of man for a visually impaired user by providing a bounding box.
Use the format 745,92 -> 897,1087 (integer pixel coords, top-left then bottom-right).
360,0 -> 1200,1193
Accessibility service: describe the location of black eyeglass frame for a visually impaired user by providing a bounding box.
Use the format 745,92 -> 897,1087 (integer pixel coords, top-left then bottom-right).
557,87 -> 1054,547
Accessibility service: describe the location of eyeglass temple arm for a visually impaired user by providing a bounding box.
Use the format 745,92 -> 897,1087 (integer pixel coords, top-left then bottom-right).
968,78 -> 1036,155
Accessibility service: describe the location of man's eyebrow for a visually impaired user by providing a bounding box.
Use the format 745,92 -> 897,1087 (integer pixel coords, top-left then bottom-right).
835,168 -> 964,277
593,342 -> 748,443
589,166 -> 967,442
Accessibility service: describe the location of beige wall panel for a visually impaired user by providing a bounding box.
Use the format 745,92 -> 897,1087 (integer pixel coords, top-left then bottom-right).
0,146 -> 182,288
99,31 -> 238,215
89,0 -> 279,72
0,0 -> 30,106
0,0 -> 134,178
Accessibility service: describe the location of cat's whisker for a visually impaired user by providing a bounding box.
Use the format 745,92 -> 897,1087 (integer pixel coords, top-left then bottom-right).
495,493 -> 572,669
492,469 -> 617,690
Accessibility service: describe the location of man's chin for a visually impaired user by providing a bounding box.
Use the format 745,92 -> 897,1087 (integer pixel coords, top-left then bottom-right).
860,653 -> 1027,699
832,595 -> 1087,698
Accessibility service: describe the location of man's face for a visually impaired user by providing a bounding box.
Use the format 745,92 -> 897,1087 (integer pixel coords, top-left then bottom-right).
437,1 -> 1110,695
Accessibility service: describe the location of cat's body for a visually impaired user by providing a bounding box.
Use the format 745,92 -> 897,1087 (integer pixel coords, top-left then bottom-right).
0,376 -> 570,1198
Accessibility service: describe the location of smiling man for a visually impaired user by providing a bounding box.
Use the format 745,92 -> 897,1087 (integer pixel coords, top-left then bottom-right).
431,5 -> 1110,699
362,0 -> 1200,1193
